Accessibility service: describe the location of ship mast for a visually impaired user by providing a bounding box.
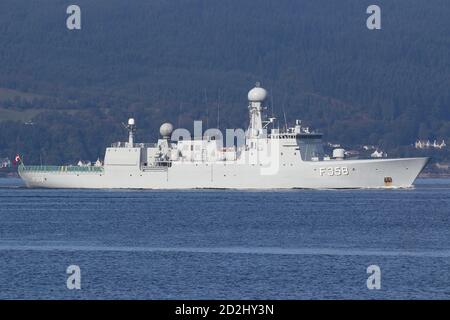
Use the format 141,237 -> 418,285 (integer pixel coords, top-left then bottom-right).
126,118 -> 136,147
247,82 -> 268,139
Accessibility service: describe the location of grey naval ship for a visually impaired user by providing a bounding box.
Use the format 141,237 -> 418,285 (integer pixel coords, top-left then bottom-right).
19,84 -> 429,189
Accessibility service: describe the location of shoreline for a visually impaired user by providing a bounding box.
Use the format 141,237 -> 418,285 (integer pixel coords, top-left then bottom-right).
419,172 -> 450,179
1,172 -> 450,179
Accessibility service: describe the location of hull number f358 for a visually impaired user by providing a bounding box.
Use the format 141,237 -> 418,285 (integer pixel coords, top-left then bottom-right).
319,167 -> 350,176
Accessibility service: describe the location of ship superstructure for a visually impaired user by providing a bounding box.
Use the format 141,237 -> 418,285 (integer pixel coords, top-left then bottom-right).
19,84 -> 428,189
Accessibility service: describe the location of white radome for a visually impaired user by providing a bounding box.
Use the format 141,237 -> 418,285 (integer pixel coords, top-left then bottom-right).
160,122 -> 174,137
248,86 -> 268,102
128,118 -> 135,126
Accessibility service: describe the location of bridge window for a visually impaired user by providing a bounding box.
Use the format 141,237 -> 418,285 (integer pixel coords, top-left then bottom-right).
297,138 -> 324,161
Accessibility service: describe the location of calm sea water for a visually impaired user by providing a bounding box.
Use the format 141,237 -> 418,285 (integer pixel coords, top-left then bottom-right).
0,178 -> 449,299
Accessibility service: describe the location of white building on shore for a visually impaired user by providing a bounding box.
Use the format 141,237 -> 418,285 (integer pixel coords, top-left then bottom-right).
415,139 -> 446,150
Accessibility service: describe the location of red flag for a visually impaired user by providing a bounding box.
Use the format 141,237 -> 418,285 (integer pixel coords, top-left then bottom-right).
13,154 -> 20,165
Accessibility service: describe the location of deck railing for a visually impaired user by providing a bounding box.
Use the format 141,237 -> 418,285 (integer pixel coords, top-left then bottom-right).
19,165 -> 104,173
110,142 -> 157,148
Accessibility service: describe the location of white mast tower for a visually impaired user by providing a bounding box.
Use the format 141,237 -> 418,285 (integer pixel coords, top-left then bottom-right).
247,82 -> 268,139
126,118 -> 136,147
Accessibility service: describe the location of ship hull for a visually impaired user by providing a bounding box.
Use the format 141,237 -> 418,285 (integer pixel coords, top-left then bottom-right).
19,157 -> 429,189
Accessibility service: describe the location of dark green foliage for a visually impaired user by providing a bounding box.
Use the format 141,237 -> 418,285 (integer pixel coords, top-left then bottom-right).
0,0 -> 449,163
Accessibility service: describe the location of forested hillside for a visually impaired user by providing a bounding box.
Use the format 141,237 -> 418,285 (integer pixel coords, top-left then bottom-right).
0,0 -> 449,165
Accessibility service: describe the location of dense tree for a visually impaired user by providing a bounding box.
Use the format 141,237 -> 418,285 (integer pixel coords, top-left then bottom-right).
0,0 -> 449,164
